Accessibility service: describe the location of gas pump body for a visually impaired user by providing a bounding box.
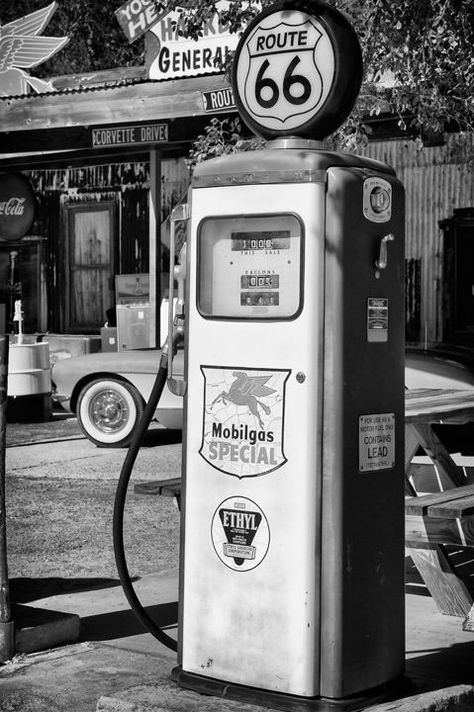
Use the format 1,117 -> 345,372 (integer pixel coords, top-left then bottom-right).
174,143 -> 405,703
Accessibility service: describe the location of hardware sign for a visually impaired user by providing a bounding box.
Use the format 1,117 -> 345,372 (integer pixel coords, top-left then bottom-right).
232,0 -> 362,140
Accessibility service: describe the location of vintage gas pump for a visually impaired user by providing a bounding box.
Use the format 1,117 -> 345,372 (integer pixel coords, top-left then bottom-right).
172,0 -> 405,707
115,1 -> 406,709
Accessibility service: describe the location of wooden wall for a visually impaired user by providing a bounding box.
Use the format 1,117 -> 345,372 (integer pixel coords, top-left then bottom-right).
24,157 -> 190,332
361,133 -> 474,344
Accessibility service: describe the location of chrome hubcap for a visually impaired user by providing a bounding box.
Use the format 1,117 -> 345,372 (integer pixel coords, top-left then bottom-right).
89,390 -> 129,433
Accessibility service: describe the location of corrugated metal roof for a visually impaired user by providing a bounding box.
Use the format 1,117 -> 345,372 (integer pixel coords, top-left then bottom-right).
0,70 -> 226,102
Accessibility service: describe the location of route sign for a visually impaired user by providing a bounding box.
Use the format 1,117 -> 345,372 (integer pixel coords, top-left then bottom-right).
232,0 -> 362,140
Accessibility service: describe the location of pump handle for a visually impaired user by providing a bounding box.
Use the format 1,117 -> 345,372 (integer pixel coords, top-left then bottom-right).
167,204 -> 190,396
375,233 -> 395,271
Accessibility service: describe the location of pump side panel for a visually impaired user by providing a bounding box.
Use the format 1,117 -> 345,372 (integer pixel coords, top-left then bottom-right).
320,167 -> 405,697
180,181 -> 325,696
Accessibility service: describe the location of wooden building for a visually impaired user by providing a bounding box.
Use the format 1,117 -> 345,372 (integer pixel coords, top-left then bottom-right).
0,65 -> 234,343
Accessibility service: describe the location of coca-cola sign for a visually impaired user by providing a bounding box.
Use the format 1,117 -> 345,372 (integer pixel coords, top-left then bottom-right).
0,173 -> 35,242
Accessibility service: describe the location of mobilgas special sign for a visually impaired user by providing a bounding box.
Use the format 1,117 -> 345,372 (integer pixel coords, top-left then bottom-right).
200,365 -> 290,478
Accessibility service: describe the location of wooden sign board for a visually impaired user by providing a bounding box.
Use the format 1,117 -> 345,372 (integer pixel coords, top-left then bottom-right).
115,0 -> 159,43
91,122 -> 169,148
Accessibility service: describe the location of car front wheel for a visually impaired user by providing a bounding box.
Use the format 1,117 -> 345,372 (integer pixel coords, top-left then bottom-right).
77,378 -> 144,448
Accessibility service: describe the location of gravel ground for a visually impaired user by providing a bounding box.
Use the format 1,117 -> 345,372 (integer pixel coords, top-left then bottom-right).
5,413 -> 182,582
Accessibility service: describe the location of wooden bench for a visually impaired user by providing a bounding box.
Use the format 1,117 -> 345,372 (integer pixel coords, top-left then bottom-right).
405,484 -> 474,628
134,477 -> 182,509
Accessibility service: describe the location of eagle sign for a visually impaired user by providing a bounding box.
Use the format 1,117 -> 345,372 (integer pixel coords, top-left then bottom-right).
0,2 -> 69,96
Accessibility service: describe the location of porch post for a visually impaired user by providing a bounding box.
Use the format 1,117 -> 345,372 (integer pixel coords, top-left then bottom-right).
149,149 -> 162,348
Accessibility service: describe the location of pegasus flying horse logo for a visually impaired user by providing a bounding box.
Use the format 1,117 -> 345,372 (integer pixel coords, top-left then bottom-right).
211,371 -> 276,429
201,366 -> 290,478
0,2 -> 69,96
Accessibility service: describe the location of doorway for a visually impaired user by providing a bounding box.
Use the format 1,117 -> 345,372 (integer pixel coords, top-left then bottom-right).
65,200 -> 117,332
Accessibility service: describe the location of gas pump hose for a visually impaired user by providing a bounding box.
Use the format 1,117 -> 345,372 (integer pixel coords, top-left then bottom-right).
113,340 -> 178,652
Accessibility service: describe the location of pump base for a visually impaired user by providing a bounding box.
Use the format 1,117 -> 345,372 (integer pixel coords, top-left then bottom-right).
171,666 -> 409,712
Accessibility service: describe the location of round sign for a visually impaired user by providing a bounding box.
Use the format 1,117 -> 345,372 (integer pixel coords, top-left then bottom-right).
211,496 -> 270,572
232,0 -> 362,140
0,173 -> 36,242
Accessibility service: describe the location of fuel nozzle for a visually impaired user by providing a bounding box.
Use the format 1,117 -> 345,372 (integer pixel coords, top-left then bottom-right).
165,227 -> 188,396
172,242 -> 187,350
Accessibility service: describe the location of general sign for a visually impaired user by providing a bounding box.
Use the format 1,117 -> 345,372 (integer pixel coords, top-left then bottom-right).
91,123 -> 169,148
232,0 -> 362,140
148,1 -> 240,81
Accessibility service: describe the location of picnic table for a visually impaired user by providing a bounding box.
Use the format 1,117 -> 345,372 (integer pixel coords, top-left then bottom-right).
405,388 -> 474,629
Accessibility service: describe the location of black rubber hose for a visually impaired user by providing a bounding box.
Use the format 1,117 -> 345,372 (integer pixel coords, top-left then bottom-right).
113,351 -> 178,652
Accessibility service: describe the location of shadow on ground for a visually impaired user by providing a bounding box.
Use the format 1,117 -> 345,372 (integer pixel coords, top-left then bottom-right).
9,577 -> 124,603
80,603 -> 178,642
142,429 -> 182,447
407,639 -> 474,692
6,410 -> 182,448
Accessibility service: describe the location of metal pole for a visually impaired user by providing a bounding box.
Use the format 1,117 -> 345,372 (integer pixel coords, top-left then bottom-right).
0,334 -> 13,661
149,149 -> 162,349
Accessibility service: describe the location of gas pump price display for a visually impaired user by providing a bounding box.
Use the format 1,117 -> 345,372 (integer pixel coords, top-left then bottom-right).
232,0 -> 362,140
231,231 -> 290,252
198,215 -> 302,319
233,230 -> 286,307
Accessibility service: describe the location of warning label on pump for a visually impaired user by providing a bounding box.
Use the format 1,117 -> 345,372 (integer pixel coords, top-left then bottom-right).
200,366 -> 290,478
359,413 -> 395,472
367,297 -> 388,342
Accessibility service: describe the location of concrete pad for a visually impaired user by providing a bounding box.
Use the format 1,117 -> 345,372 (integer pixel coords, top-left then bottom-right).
0,642 -> 169,712
13,604 -> 80,654
366,685 -> 474,712
96,681 -> 474,712
96,679 -> 277,712
18,570 -> 178,659
3,570 -> 474,712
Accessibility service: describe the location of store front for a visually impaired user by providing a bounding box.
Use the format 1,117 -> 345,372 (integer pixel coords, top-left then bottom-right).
0,58 -> 238,343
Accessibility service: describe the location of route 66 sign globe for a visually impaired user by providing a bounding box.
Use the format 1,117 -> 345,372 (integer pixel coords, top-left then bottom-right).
232,0 -> 362,140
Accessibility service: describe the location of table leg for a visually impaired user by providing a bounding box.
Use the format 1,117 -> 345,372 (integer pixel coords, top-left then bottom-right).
407,422 -> 466,491
407,543 -> 473,617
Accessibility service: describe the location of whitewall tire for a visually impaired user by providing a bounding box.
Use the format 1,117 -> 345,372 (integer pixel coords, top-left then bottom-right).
77,378 -> 144,448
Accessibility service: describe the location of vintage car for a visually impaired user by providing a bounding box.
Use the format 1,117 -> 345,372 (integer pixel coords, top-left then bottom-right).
52,348 -> 184,447
52,343 -> 474,448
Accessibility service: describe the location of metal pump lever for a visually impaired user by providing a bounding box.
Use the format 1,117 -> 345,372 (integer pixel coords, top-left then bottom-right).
375,233 -> 395,271
167,203 -> 190,396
